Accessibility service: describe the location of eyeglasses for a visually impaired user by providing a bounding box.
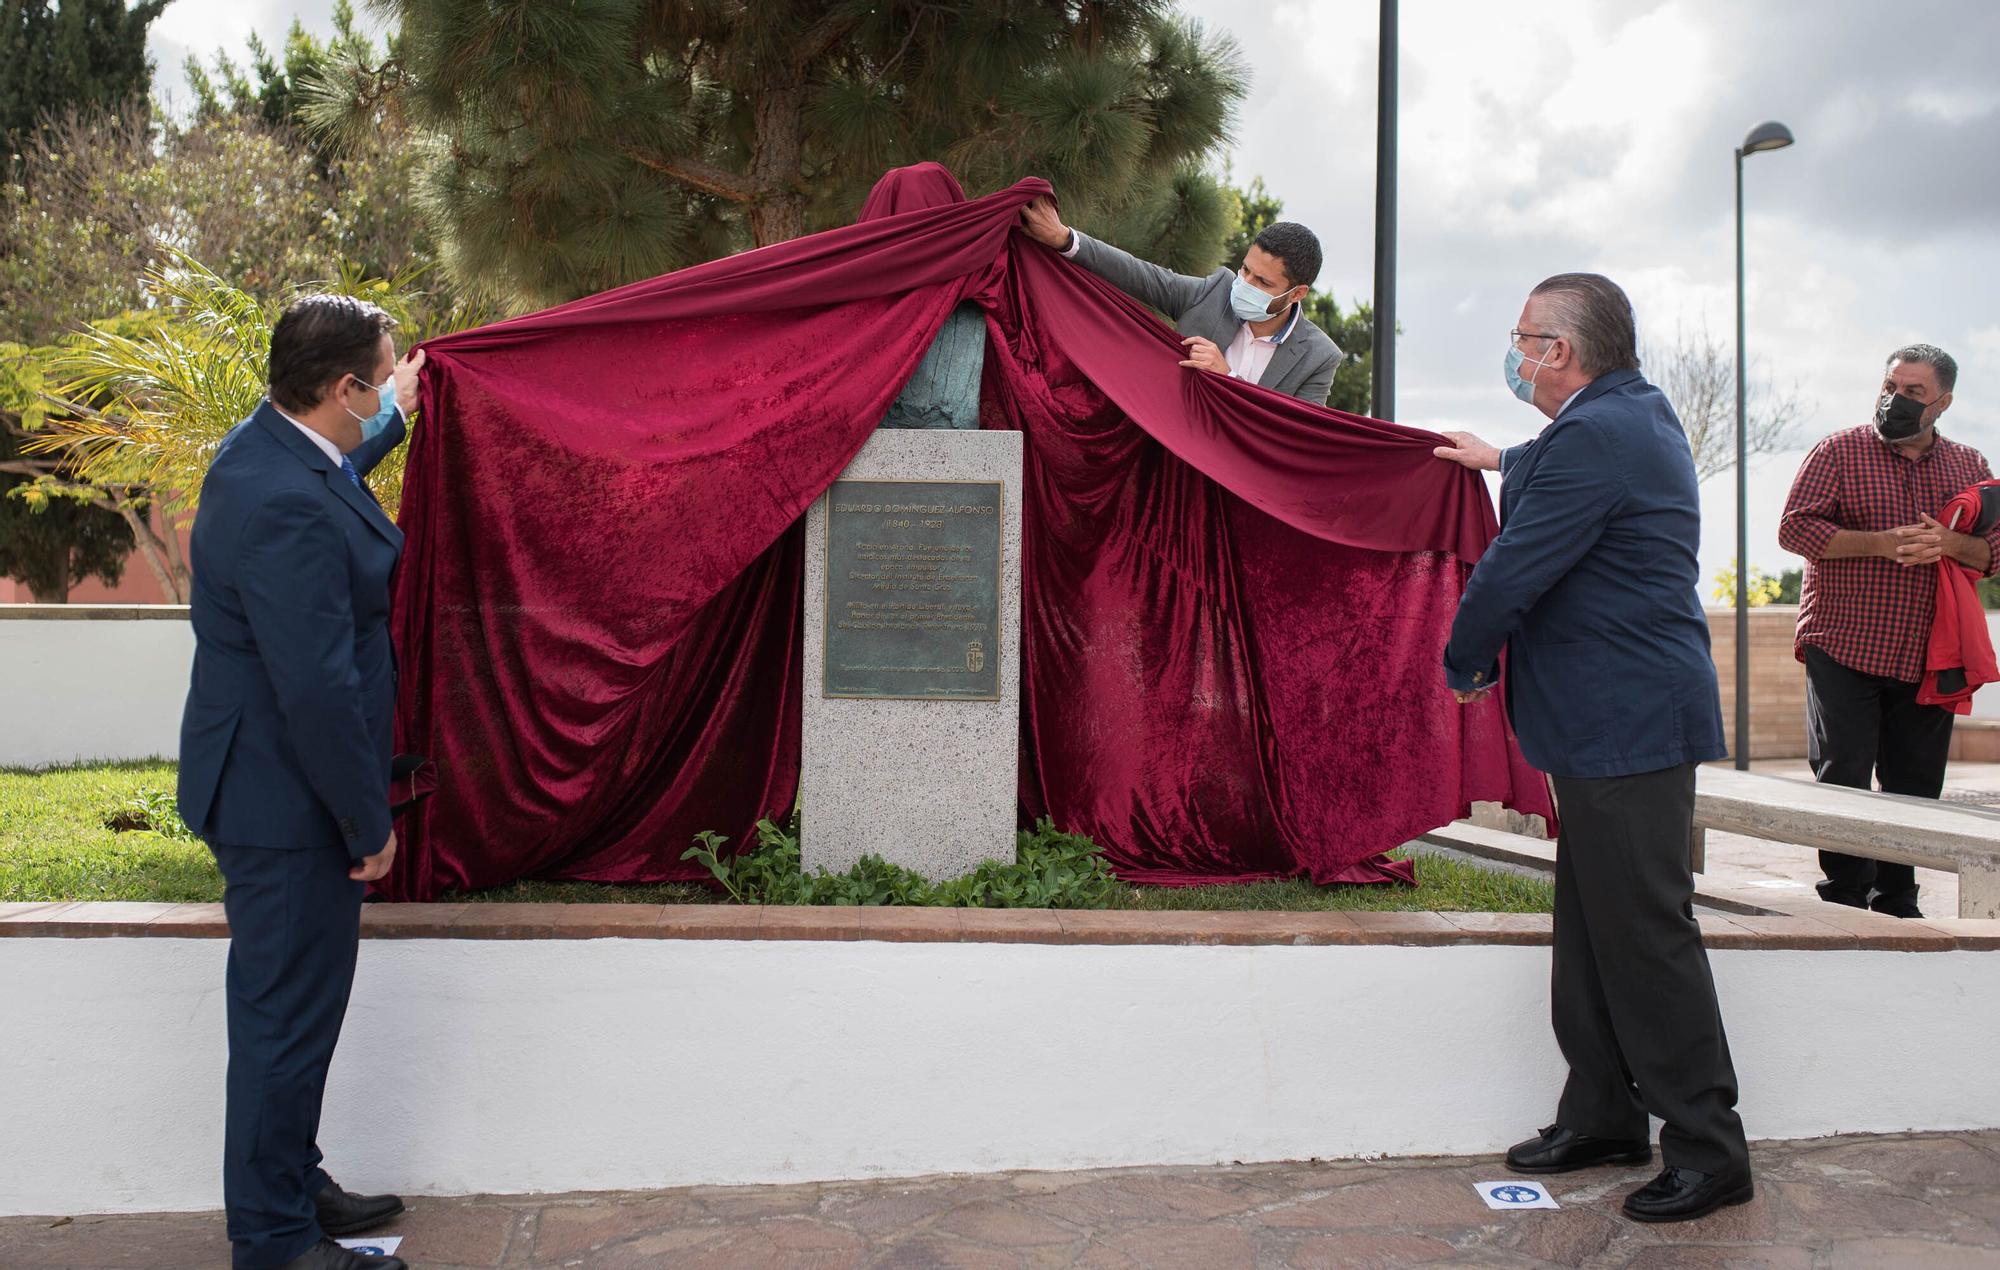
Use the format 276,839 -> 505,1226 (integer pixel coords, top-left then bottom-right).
1510,328 -> 1560,343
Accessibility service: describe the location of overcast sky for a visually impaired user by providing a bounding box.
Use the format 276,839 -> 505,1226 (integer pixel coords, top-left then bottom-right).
150,0 -> 2000,586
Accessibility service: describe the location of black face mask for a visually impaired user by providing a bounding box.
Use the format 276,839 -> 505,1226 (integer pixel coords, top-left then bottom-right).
1875,390 -> 1930,442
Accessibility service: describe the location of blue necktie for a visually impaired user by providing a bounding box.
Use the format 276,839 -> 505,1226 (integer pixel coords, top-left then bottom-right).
340,456 -> 362,489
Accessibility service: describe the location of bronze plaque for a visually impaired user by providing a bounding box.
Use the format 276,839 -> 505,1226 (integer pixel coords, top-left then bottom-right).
823,478 -> 1003,700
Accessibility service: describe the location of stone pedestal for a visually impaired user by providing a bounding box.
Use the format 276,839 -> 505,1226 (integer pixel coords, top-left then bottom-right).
801,430 -> 1023,880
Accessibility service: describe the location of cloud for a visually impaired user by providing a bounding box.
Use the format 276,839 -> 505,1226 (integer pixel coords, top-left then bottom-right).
1778,96 -> 2000,240
1181,0 -> 2000,578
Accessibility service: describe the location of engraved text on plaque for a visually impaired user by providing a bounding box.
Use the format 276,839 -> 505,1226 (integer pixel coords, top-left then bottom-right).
822,478 -> 1003,699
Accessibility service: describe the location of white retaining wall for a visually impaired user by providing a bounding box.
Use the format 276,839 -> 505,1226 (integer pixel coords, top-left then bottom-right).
3,936 -> 1995,1215
0,609 -> 192,767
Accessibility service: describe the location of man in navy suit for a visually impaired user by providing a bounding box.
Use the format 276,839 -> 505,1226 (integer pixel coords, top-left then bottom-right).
179,295 -> 424,1270
1433,274 -> 1750,1223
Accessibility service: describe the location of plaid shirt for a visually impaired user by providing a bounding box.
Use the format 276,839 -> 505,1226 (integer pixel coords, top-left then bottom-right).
1780,425 -> 2000,682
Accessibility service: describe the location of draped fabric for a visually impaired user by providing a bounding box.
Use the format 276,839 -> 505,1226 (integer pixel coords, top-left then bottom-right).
379,163 -> 1553,900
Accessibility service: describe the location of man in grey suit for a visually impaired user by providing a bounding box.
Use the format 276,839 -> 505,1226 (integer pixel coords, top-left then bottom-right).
1019,194 -> 1344,406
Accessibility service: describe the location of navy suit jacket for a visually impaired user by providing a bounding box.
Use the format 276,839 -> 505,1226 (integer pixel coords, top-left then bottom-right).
1444,370 -> 1726,779
178,402 -> 408,860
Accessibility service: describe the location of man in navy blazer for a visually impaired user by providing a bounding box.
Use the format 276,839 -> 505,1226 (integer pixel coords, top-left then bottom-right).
1434,274 -> 1749,1224
179,295 -> 423,1270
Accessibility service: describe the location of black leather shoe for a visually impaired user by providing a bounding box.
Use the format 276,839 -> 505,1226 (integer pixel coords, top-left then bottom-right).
313,1178 -> 405,1236
1505,1124 -> 1652,1174
1871,896 -> 1925,920
1621,1165 -> 1755,1222
277,1236 -> 408,1270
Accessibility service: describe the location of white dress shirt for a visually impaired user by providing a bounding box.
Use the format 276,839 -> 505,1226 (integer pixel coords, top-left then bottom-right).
1222,305 -> 1302,384
271,401 -> 346,468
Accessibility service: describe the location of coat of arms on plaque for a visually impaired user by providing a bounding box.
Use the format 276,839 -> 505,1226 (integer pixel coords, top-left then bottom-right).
966,640 -> 985,673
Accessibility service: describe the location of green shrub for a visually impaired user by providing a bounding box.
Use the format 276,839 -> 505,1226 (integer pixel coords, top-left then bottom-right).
103,787 -> 197,842
681,815 -> 1119,909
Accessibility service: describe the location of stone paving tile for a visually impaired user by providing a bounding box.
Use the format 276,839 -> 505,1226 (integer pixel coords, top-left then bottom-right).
528,1191 -> 705,1261
0,1213 -> 221,1269
1938,1181 -> 2000,1234
816,1179 -> 1006,1238
865,1231 -> 1032,1268
1499,1206 -> 1623,1266
1824,1238 -> 2000,1269
662,1216 -> 869,1270
1017,1173 -> 1272,1226
1770,1176 -> 1997,1247
1090,1220 -> 1257,1265
7,1131 -> 2000,1269
572,1224 -> 734,1269
1620,1245 -> 1815,1269
934,1200 -> 1084,1247
388,1199 -> 518,1266
1278,1231 -> 1466,1268
1254,1169 -> 1495,1231
686,1180 -> 825,1222
1777,1131 -> 2000,1193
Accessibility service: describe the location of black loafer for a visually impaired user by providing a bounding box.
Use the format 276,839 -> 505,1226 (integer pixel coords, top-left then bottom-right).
313,1178 -> 405,1236
1621,1165 -> 1755,1222
278,1236 -> 408,1270
1505,1124 -> 1652,1174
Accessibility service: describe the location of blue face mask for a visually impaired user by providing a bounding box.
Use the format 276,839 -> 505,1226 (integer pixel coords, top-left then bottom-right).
345,374 -> 398,441
1503,344 -> 1552,404
1230,272 -> 1288,323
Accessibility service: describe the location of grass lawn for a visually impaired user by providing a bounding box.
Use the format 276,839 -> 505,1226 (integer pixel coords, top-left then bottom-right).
0,761 -> 1553,913
0,760 -> 222,903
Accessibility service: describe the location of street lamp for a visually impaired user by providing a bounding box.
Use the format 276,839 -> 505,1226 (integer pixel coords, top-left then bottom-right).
1371,0 -> 1398,420
1733,120 -> 1794,771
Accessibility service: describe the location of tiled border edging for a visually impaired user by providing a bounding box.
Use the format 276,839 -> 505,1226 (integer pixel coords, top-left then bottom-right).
0,604 -> 189,620
2,901 -> 1995,952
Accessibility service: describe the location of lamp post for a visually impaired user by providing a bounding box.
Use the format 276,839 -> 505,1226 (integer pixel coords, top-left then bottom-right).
1733,120 -> 1794,771
1371,0 -> 1397,420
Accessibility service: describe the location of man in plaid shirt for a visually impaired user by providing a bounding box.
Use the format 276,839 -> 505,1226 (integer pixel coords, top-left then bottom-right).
1779,343 -> 1992,918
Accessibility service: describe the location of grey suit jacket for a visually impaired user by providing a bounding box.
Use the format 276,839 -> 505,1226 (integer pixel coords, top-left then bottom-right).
1068,231 -> 1345,407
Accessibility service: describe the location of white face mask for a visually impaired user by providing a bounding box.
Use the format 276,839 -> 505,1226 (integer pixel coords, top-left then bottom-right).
1504,344 -> 1555,404
345,374 -> 399,441
1230,272 -> 1291,323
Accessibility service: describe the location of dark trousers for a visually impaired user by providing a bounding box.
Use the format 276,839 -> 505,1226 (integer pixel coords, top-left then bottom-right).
1802,645 -> 1953,912
212,843 -> 366,1269
1550,763 -> 1749,1176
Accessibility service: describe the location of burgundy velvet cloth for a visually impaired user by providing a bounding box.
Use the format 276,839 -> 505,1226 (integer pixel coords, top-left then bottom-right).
381,163 -> 1552,899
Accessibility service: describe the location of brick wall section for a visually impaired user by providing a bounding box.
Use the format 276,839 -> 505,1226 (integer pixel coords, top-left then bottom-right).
1704,604 -> 2000,762
1706,605 -> 1809,760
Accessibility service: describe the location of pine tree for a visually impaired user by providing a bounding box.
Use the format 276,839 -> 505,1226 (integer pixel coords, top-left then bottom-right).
312,0 -> 1248,309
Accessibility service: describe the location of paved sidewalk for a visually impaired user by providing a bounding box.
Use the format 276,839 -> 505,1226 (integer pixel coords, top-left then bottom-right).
7,1131 -> 1998,1268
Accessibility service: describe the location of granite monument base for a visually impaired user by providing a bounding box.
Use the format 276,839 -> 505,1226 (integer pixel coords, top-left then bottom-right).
801,429 -> 1023,881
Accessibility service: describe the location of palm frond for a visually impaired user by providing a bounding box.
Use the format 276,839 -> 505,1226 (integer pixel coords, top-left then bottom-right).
23,249 -> 454,514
